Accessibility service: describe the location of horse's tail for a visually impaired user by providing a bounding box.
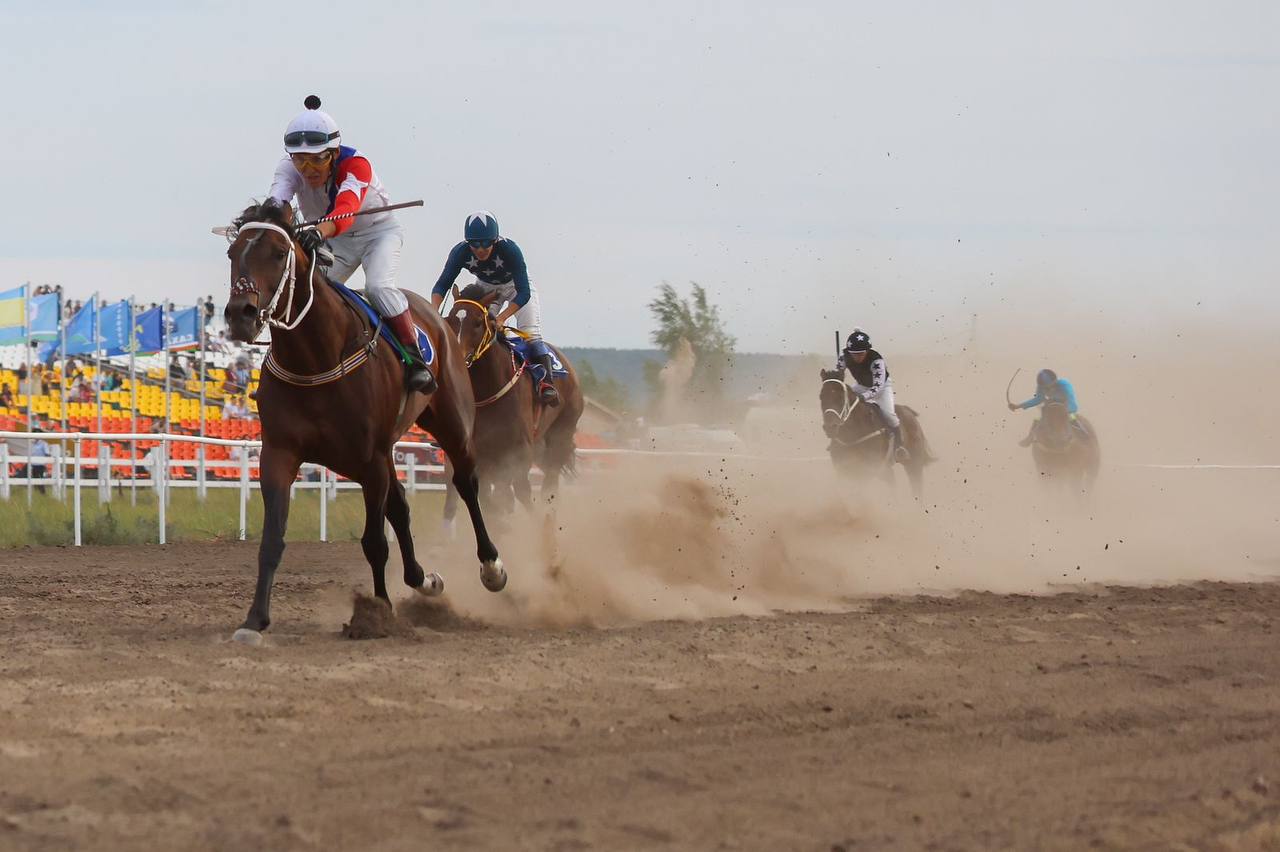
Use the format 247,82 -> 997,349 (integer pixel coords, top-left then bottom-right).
897,405 -> 938,464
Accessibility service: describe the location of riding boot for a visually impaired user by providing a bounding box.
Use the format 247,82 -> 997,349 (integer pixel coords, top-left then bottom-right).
890,425 -> 911,463
535,354 -> 561,407
385,310 -> 437,394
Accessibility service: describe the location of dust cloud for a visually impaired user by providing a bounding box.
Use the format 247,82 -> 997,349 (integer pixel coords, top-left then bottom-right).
412,320 -> 1280,629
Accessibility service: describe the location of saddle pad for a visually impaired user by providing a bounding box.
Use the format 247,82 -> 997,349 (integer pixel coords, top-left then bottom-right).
332,281 -> 435,365
504,332 -> 568,378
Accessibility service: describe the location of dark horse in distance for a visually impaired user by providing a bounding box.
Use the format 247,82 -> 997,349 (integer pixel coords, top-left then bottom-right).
222,201 -> 505,642
1028,400 -> 1101,494
819,369 -> 934,499
441,284 -> 583,522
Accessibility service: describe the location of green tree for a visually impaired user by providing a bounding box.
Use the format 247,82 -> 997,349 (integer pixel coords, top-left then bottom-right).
646,282 -> 736,419
577,358 -> 630,413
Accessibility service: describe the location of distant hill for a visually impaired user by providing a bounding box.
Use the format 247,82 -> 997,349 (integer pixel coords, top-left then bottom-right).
563,347 -> 823,413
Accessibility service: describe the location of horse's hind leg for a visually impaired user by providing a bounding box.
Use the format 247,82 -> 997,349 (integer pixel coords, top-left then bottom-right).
236,445 -> 301,639
906,462 -> 924,501
384,459 -> 444,596
359,459 -> 393,604
421,407 -> 504,592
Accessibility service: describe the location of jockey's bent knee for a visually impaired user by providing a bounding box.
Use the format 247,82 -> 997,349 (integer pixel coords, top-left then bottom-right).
368,286 -> 409,317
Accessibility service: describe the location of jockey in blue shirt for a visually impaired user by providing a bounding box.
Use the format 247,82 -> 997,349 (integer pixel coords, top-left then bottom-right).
430,211 -> 559,407
1009,368 -> 1079,446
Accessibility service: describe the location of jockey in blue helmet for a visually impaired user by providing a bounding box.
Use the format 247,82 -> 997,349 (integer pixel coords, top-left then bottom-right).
1009,368 -> 1079,446
431,212 -> 559,406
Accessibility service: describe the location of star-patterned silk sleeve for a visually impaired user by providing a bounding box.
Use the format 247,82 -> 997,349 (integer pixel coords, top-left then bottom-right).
867,358 -> 888,395
432,243 -> 471,297
501,241 -> 531,307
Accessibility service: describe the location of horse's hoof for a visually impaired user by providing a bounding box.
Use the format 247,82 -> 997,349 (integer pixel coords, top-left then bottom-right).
415,572 -> 445,597
231,628 -> 264,647
480,559 -> 507,592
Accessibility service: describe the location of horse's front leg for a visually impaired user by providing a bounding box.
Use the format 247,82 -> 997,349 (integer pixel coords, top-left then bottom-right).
384,459 -> 444,596
359,457 -> 393,604
234,445 -> 300,642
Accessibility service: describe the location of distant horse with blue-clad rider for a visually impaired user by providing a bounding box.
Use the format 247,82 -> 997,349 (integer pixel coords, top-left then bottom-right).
1008,368 -> 1100,492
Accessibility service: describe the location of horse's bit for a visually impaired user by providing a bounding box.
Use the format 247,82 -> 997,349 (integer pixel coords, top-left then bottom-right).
230,221 -> 316,331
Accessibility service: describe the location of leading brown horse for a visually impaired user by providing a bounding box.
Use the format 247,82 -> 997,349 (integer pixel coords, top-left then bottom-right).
222,200 -> 505,642
819,369 -> 934,499
442,284 -> 583,519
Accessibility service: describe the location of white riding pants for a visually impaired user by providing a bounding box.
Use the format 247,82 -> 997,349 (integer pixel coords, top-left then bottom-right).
852,381 -> 900,430
327,224 -> 409,317
472,279 -> 544,340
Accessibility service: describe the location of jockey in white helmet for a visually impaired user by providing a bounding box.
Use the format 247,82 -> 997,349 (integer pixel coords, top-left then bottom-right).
267,95 -> 433,393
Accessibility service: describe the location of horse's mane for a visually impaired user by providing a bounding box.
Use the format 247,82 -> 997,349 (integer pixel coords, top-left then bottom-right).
457,281 -> 493,302
233,199 -> 296,236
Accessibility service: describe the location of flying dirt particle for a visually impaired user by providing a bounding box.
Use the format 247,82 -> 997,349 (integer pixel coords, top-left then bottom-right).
343,594 -> 415,640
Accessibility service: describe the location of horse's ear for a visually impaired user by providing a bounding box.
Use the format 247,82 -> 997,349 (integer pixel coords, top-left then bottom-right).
451,284 -> 461,300
480,290 -> 502,307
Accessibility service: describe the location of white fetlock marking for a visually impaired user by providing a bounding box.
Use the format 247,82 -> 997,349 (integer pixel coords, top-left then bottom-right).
231,628 -> 264,647
415,573 -> 445,597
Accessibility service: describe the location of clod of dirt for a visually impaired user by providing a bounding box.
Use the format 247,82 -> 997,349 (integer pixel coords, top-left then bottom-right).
398,595 -> 484,632
343,594 -> 415,640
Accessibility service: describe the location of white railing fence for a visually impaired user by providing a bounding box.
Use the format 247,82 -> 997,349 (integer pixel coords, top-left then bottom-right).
0,430 -> 447,546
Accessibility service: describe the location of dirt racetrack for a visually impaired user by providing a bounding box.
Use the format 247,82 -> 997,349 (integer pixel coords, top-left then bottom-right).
1,541 -> 1278,851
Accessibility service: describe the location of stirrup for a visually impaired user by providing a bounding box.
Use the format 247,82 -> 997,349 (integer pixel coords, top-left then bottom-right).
538,382 -> 561,407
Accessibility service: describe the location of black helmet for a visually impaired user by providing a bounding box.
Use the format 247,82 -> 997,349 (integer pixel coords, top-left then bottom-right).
1037,368 -> 1058,387
844,328 -> 871,353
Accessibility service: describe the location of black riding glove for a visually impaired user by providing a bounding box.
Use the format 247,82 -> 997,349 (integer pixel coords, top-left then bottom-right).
297,227 -> 325,253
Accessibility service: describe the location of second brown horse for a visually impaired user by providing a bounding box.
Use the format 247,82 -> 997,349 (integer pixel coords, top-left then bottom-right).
443,283 -> 583,519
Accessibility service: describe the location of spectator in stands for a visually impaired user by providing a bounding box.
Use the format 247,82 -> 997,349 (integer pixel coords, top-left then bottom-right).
0,384 -> 11,408
169,355 -> 188,381
224,359 -> 251,395
29,431 -> 50,492
203,295 -> 216,327
223,395 -> 247,420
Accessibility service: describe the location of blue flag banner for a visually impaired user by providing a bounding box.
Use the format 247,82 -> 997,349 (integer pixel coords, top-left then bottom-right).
29,293 -> 60,342
63,300 -> 98,357
135,306 -> 163,353
0,285 -> 26,344
168,307 -> 199,351
99,300 -> 131,356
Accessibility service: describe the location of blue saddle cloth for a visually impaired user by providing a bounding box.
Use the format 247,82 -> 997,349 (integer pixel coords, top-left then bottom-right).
331,281 -> 435,366
504,332 -> 567,381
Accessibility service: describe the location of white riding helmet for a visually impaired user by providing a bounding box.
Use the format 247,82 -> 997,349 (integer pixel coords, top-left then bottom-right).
283,95 -> 340,154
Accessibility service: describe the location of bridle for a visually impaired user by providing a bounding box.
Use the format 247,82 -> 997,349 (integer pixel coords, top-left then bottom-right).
821,378 -> 884,448
227,220 -> 373,387
451,299 -> 500,367
230,221 -> 316,332
449,298 -> 526,407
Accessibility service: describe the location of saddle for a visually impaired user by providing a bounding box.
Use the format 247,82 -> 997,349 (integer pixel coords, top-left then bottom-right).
329,280 -> 435,367
502,330 -> 567,385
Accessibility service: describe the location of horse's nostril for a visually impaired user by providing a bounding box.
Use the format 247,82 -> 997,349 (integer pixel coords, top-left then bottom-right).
239,302 -> 258,320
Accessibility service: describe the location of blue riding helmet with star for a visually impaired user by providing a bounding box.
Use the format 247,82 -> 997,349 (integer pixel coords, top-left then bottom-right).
432,211 -> 532,306
463,210 -> 500,244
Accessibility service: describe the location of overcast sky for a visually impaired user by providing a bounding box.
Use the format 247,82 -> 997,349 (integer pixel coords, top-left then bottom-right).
3,0 -> 1276,353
